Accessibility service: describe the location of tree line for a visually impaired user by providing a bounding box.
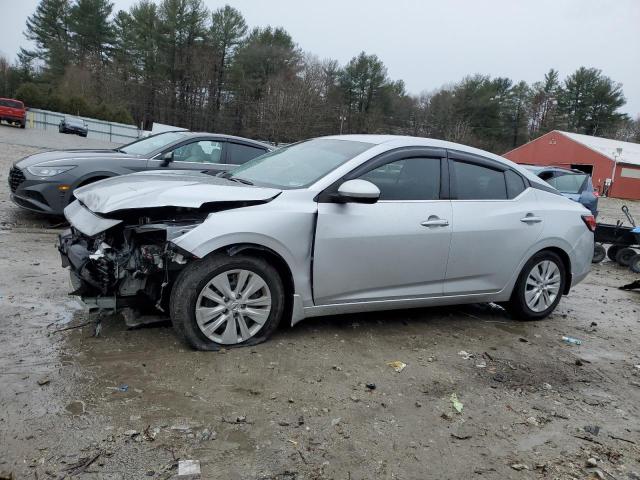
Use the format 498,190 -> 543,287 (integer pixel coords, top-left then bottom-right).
0,0 -> 638,152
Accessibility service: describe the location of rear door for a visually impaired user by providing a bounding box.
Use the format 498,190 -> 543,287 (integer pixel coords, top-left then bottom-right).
444,151 -> 543,295
313,148 -> 452,305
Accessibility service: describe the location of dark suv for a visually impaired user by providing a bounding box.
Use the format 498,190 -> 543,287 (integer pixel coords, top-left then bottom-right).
523,165 -> 598,216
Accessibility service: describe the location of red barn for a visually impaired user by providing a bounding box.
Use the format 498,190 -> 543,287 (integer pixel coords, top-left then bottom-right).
503,130 -> 640,200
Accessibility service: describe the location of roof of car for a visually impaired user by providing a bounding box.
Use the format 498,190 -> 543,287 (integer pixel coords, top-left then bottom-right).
321,134 -> 546,185
522,165 -> 588,175
185,132 -> 272,149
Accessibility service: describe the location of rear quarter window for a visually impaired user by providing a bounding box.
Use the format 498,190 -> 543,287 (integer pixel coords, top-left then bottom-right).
505,170 -> 527,198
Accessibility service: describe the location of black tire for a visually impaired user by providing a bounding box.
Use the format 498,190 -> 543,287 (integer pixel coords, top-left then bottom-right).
170,253 -> 285,351
20,122 -> 25,129
630,254 -> 640,274
506,250 -> 566,321
616,247 -> 637,267
592,244 -> 606,263
607,245 -> 620,262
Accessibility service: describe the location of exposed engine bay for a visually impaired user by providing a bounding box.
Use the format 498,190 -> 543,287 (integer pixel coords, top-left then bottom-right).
58,210 -> 204,311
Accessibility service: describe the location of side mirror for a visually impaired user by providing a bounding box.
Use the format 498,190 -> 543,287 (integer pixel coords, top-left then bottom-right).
336,179 -> 380,204
160,151 -> 174,167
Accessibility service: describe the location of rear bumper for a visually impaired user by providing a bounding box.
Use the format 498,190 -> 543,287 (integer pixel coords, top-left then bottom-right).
568,230 -> 594,290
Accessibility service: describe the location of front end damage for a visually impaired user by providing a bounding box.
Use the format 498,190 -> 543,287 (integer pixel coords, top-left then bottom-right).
57,171 -> 282,317
58,208 -> 199,313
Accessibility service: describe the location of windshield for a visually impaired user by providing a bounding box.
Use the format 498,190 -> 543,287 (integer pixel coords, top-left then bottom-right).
120,131 -> 188,156
0,99 -> 23,109
66,117 -> 84,126
227,138 -> 374,188
546,173 -> 587,193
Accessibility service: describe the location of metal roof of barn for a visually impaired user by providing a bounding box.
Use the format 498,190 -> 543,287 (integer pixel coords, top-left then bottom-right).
557,130 -> 640,167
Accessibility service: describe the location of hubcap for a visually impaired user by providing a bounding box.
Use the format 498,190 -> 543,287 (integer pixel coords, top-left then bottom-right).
195,269 -> 271,344
524,260 -> 561,312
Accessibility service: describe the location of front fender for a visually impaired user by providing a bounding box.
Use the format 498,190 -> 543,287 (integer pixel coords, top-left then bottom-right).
171,203 -> 317,305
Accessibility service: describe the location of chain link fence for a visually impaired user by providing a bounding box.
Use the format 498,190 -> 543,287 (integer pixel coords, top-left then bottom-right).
26,108 -> 141,143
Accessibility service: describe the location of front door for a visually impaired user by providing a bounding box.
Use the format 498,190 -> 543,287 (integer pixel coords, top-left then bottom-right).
313,154 -> 452,305
147,140 -> 229,173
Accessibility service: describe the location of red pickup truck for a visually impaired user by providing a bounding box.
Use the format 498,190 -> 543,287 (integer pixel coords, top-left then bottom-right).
0,98 -> 26,128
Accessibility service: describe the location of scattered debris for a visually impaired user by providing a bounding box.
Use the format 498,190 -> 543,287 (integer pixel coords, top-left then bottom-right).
492,373 -> 506,383
386,361 -> 406,373
475,360 -> 487,368
415,401 -> 423,408
37,377 -> 50,386
365,383 -> 376,390
458,350 -> 473,360
450,393 -> 463,414
518,337 -> 529,343
562,335 -> 582,345
66,400 -> 85,415
178,459 -> 201,477
584,425 -> 600,436
510,463 -> 528,471
542,383 -> 552,390
586,457 -> 598,467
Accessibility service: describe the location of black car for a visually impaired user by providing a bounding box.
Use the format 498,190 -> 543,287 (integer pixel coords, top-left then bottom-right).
8,131 -> 272,215
59,117 -> 89,137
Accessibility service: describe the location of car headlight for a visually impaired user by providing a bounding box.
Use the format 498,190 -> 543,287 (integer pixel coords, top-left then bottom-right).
27,165 -> 76,177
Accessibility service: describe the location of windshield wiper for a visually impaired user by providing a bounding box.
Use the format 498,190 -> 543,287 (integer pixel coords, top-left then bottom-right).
228,176 -> 254,185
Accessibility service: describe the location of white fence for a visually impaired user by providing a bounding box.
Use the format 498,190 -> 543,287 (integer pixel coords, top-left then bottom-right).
26,108 -> 141,144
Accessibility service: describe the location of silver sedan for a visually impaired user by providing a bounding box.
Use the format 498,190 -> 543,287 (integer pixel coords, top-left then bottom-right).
59,135 -> 595,350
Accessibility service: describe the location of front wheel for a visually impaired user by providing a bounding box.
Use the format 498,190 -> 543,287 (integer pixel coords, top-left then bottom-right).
506,251 -> 566,321
170,253 -> 285,350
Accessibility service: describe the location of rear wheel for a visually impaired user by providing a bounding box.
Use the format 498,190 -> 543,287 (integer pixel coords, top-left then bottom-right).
170,253 -> 285,350
592,244 -> 606,263
607,245 -> 620,262
616,247 -> 637,267
506,250 -> 566,321
630,254 -> 640,274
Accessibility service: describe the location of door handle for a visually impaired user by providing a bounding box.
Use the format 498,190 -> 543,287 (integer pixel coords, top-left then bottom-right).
520,214 -> 542,224
421,217 -> 449,227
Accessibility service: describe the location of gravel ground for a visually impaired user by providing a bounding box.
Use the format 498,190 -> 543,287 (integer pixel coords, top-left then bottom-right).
1,127 -> 639,480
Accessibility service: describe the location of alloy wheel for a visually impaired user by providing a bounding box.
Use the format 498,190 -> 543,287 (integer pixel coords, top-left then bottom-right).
524,260 -> 561,313
195,269 -> 272,344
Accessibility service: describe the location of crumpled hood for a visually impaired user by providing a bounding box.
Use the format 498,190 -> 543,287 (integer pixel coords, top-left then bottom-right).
74,170 -> 282,215
14,149 -> 136,168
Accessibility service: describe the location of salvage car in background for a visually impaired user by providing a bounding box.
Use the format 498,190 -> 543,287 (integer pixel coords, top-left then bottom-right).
523,165 -> 598,216
58,135 -> 595,350
8,131 -> 271,215
59,116 -> 89,137
0,97 -> 26,129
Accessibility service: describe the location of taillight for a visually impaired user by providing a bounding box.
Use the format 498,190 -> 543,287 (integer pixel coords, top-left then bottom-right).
582,214 -> 596,232
593,190 -> 600,198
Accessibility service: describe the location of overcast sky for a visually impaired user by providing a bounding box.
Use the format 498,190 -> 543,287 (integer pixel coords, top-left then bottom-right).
1,0 -> 639,117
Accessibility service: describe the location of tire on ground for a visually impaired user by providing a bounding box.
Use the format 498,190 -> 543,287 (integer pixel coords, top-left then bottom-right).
506,250 -> 566,321
592,244 -> 606,263
630,254 -> 640,274
170,253 -> 285,351
615,247 -> 637,267
607,245 -> 620,262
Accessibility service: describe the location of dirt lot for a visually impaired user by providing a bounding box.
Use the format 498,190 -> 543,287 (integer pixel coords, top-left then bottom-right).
1,126 -> 639,480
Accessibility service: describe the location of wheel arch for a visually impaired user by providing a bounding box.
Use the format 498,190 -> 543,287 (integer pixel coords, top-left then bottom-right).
538,246 -> 572,295
208,242 -> 296,327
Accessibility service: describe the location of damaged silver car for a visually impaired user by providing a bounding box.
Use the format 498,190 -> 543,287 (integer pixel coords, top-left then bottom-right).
59,135 -> 594,350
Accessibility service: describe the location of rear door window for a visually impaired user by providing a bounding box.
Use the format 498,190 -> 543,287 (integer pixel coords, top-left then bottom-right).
452,161 -> 507,200
227,143 -> 268,165
0,99 -> 23,108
